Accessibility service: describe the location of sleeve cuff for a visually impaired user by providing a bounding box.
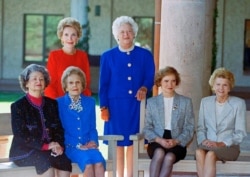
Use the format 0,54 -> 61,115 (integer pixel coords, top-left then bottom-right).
42,143 -> 49,150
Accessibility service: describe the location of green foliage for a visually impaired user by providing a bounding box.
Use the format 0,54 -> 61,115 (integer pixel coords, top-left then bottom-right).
75,6 -> 91,53
76,21 -> 90,53
134,17 -> 154,51
0,92 -> 24,102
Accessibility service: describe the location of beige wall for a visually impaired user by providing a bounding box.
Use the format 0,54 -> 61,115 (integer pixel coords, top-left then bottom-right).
0,0 -> 154,93
2,0 -> 250,89
1,0 -> 70,79
216,0 -> 250,86
88,0 -> 155,55
0,0 -> 154,81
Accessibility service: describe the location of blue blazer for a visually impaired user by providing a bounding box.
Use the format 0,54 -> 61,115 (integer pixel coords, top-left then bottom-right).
99,46 -> 155,107
57,94 -> 99,148
143,93 -> 195,147
197,96 -> 247,146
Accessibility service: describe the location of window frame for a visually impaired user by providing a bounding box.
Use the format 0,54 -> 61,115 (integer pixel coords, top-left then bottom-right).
133,16 -> 155,53
23,14 -> 64,66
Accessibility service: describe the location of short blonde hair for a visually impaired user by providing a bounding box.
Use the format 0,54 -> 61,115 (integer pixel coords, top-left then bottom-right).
112,16 -> 138,42
61,66 -> 86,93
154,66 -> 181,87
209,67 -> 235,90
57,17 -> 82,39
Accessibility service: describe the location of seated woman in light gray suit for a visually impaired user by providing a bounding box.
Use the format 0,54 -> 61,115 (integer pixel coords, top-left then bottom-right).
196,67 -> 247,177
143,66 -> 195,177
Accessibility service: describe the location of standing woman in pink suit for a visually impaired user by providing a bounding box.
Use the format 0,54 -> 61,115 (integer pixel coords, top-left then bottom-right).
99,16 -> 155,177
45,17 -> 91,99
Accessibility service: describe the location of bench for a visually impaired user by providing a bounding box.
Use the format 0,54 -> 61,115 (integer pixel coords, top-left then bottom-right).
0,113 -> 123,177
130,99 -> 250,177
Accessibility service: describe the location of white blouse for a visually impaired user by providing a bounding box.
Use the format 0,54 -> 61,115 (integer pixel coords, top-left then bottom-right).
164,97 -> 173,130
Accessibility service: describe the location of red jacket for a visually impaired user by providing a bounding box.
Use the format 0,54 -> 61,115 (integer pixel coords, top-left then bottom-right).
45,49 -> 91,98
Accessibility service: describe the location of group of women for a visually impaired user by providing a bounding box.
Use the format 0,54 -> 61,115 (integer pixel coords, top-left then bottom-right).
9,15 -> 247,177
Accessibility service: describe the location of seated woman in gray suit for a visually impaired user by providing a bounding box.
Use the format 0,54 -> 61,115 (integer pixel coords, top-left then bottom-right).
143,66 -> 195,177
196,67 -> 247,177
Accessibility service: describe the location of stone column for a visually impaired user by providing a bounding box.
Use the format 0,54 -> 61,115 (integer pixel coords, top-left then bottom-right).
159,0 -> 216,118
71,0 -> 88,38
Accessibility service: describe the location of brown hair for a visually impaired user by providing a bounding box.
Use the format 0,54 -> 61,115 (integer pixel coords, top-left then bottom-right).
154,66 -> 181,87
57,17 -> 82,39
61,66 -> 86,93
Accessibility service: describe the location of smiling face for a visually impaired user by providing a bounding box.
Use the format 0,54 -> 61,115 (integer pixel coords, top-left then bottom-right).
213,77 -> 231,100
26,71 -> 45,94
117,23 -> 135,49
65,73 -> 83,98
61,26 -> 79,49
160,74 -> 177,97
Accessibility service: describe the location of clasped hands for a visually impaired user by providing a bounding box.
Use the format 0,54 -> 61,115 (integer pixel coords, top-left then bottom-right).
202,139 -> 226,148
49,142 -> 64,157
78,141 -> 98,150
156,137 -> 179,149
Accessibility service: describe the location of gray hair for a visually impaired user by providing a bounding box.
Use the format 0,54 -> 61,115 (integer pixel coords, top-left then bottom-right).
19,64 -> 50,92
112,16 -> 138,42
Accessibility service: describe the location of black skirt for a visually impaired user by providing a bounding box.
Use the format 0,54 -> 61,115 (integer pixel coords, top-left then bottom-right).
147,129 -> 187,163
13,150 -> 72,174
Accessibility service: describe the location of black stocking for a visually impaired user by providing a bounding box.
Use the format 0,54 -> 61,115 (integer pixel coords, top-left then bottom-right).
159,152 -> 176,177
149,148 -> 165,177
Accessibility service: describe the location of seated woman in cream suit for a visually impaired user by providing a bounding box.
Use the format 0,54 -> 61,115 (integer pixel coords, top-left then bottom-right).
143,66 -> 195,177
196,67 -> 247,177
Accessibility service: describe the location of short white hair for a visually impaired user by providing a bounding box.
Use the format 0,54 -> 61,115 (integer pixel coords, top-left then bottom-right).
112,16 -> 138,42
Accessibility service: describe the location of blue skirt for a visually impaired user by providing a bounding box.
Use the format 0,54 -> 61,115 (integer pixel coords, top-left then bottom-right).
104,98 -> 140,146
66,147 -> 106,172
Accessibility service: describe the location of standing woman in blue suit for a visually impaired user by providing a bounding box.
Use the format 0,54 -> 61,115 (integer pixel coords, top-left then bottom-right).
99,16 -> 155,177
196,68 -> 247,177
143,66 -> 195,177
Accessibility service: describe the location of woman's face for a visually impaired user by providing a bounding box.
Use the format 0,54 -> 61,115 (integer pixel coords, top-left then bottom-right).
61,26 -> 78,49
26,71 -> 45,93
65,73 -> 83,98
117,23 -> 135,48
160,74 -> 177,97
213,77 -> 231,98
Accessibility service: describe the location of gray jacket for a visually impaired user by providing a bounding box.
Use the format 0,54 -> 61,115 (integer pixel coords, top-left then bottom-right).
197,96 -> 247,146
143,93 -> 195,147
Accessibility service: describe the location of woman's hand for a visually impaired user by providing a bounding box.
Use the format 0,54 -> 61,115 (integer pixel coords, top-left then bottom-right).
100,107 -> 109,121
156,137 -> 179,149
135,86 -> 147,101
79,141 -> 98,150
49,142 -> 64,156
202,140 -> 226,148
86,141 -> 98,149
